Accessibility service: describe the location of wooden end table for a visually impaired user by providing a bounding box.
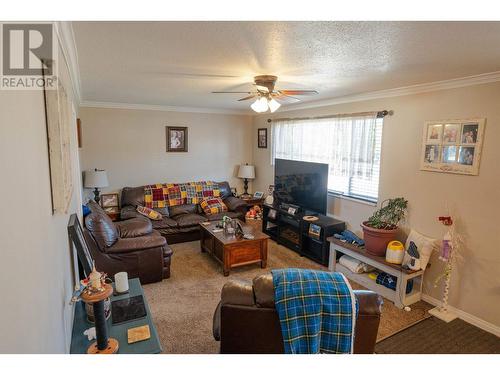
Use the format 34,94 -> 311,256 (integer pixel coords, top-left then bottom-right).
239,196 -> 265,209
199,221 -> 269,276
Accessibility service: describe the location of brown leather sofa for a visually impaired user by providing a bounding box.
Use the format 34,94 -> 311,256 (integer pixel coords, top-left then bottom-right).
84,201 -> 173,284
120,181 -> 248,244
213,273 -> 383,354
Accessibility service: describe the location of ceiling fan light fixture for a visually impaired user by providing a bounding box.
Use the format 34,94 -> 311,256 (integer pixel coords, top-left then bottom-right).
251,97 -> 269,113
268,98 -> 281,113
256,84 -> 269,93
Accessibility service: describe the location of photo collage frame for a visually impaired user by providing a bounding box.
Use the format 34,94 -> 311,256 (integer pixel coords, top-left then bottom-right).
420,118 -> 485,175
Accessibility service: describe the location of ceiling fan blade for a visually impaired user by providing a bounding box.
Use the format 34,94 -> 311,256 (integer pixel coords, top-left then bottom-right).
237,95 -> 257,101
211,91 -> 254,94
279,89 -> 319,96
272,93 -> 301,103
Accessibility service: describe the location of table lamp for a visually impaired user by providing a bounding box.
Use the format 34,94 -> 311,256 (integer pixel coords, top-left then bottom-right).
84,168 -> 109,204
237,163 -> 255,198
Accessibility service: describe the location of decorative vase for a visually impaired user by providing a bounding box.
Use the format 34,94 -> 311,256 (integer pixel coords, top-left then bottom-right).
361,221 -> 398,257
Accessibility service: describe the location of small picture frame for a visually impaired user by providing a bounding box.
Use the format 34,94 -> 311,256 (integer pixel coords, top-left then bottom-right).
441,145 -> 458,164
268,209 -> 277,220
258,128 -> 267,148
166,126 -> 188,152
458,146 -> 475,166
287,207 -> 298,215
443,123 -> 460,144
426,124 -> 443,144
101,193 -> 119,208
253,191 -> 264,199
309,224 -> 321,239
423,145 -> 441,164
461,123 -> 479,144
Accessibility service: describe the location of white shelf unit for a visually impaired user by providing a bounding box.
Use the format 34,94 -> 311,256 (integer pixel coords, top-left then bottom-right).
328,240 -> 423,309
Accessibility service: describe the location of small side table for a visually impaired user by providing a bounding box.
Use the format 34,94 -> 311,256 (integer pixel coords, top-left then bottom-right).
106,211 -> 120,222
71,278 -> 162,354
239,196 -> 265,209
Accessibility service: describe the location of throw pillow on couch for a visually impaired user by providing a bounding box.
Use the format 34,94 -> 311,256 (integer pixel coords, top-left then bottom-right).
200,197 -> 228,215
136,205 -> 163,220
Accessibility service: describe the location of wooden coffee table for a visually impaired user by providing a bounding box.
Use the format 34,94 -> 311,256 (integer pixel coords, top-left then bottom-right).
199,220 -> 269,276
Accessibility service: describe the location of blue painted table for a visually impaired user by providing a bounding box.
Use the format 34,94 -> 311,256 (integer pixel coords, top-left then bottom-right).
70,278 -> 162,354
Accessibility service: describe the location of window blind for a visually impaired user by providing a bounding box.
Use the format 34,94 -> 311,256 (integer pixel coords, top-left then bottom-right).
271,114 -> 383,202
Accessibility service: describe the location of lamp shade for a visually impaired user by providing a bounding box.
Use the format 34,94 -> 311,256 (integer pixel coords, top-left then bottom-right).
84,169 -> 109,188
237,164 -> 255,179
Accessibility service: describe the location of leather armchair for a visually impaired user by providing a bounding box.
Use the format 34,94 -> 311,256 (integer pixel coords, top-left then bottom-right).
84,201 -> 173,284
213,273 -> 383,354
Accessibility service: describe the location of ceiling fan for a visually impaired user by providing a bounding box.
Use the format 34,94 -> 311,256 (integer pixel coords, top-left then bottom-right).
212,75 -> 318,113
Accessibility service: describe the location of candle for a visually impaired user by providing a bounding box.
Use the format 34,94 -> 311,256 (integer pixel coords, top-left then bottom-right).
89,267 -> 102,290
115,272 -> 129,294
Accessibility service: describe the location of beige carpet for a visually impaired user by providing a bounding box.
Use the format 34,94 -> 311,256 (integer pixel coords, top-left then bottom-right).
143,240 -> 431,354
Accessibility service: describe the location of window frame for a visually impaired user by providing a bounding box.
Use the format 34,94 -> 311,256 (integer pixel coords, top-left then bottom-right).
271,116 -> 384,204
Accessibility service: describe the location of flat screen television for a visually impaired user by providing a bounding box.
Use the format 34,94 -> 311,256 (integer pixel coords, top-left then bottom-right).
274,159 -> 328,214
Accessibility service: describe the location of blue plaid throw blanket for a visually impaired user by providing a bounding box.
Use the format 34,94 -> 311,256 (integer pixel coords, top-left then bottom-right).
271,268 -> 357,354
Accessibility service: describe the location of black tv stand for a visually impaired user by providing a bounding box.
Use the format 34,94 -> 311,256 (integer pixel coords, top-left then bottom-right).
262,203 -> 346,266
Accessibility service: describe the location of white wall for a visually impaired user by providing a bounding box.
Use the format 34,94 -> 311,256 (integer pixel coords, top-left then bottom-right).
79,107 -> 253,198
0,35 -> 82,352
253,82 -> 500,329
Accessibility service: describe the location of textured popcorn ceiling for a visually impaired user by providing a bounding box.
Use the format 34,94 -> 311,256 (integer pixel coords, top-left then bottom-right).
73,21 -> 500,112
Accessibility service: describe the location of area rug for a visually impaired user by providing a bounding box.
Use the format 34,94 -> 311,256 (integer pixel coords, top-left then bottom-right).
376,316 -> 500,354
142,240 -> 432,354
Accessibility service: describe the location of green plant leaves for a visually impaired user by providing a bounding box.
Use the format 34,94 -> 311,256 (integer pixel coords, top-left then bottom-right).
366,197 -> 408,229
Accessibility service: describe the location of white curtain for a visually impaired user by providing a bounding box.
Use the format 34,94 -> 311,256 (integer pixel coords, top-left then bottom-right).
271,113 -> 381,200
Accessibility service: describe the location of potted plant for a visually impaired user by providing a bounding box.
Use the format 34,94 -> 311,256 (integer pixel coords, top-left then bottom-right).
361,197 -> 408,256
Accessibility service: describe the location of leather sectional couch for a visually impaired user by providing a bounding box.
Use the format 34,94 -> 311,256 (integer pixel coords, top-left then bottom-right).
213,273 -> 383,353
120,181 -> 248,244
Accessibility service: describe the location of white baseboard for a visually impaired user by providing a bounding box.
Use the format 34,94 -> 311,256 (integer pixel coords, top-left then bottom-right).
422,294 -> 500,337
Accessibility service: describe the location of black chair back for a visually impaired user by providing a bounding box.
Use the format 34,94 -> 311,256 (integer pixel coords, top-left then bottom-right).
68,213 -> 94,277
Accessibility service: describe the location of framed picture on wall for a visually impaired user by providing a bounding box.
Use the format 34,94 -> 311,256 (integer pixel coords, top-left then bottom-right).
166,126 -> 188,152
258,128 -> 267,148
420,118 -> 485,175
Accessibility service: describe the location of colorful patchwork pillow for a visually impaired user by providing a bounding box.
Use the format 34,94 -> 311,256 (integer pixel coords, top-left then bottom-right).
200,197 -> 228,215
136,205 -> 163,221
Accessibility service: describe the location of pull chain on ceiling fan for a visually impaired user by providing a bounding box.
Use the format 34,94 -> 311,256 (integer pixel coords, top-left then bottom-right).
212,75 -> 318,113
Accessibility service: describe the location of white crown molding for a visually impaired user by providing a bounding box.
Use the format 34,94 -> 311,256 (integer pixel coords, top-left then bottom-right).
80,100 -> 252,115
422,293 -> 500,337
54,21 -> 82,105
279,71 -> 500,113
82,71 -> 500,116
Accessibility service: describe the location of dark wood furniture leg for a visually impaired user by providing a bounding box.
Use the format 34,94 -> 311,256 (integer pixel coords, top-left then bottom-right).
223,247 -> 230,276
261,239 -> 268,268
200,227 -> 206,252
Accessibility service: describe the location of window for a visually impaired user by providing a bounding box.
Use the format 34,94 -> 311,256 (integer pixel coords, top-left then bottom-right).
271,114 -> 383,202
